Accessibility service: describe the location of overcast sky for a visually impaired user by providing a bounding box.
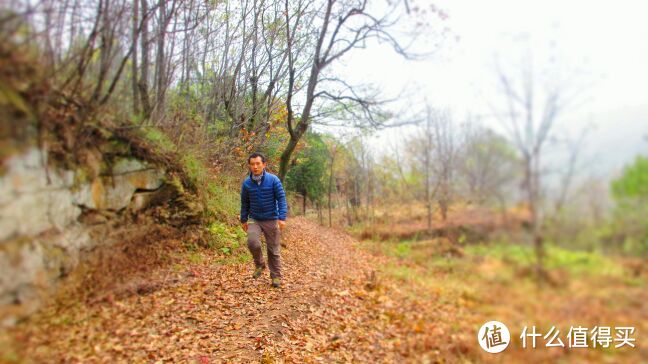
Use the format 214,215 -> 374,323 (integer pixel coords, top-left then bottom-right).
331,0 -> 648,180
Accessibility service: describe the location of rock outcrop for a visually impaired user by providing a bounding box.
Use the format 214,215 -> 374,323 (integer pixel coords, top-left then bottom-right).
0,147 -> 178,326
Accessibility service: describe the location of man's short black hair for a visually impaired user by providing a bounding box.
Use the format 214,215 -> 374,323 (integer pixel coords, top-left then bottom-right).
248,152 -> 267,163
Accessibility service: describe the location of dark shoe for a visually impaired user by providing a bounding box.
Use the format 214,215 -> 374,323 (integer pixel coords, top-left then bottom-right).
271,278 -> 281,288
252,267 -> 264,279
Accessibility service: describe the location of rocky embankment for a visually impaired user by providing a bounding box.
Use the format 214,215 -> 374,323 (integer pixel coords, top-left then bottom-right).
0,146 -> 190,326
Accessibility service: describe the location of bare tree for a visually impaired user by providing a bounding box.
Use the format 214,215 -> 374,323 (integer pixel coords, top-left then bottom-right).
458,119 -> 519,223
430,108 -> 457,221
491,53 -> 577,277
131,0 -> 140,114
279,0 -> 423,181
410,107 -> 458,225
5,0 -> 439,177
422,107 -> 436,231
553,129 -> 589,213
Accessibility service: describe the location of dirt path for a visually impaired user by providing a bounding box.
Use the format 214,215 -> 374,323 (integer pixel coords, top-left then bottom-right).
6,217 -> 453,363
9,217 -> 643,363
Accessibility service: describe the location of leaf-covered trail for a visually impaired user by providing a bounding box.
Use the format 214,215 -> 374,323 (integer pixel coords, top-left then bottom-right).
7,218 -> 646,364
8,217 -> 459,363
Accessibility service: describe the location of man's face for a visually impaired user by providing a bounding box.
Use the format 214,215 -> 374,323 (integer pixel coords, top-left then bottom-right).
248,156 -> 266,176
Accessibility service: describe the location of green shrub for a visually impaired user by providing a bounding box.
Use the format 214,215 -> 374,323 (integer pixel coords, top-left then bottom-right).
205,179 -> 240,220
180,153 -> 206,185
608,155 -> 648,256
142,127 -> 175,152
207,221 -> 245,253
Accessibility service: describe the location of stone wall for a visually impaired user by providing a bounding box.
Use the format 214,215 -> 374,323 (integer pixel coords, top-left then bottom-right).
0,147 -> 173,326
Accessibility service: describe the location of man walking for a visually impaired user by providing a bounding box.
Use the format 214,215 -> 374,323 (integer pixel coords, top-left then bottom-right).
240,152 -> 288,288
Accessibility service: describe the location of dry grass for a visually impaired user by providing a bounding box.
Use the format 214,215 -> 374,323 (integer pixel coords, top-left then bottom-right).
355,221 -> 648,363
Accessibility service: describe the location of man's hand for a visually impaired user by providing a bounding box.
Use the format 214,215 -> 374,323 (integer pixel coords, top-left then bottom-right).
242,222 -> 248,232
278,220 -> 286,231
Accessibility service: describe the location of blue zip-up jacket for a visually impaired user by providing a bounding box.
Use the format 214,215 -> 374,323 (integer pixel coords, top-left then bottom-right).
240,170 -> 288,223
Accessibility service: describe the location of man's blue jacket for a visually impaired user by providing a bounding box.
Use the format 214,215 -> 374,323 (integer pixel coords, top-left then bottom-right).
240,170 -> 288,223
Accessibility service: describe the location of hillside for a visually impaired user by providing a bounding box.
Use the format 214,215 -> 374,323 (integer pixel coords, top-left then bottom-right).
2,2 -> 647,363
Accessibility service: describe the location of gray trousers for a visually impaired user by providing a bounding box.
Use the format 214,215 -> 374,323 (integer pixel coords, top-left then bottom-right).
246,219 -> 282,279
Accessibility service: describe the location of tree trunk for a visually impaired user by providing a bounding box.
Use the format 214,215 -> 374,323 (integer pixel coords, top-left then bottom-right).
138,0 -> 151,120
279,137 -> 299,181
317,201 -> 323,225
531,154 -> 545,278
439,198 -> 448,221
131,0 -> 140,115
302,191 -> 307,215
524,154 -> 545,279
328,148 -> 336,228
425,138 -> 432,232
153,0 -> 167,123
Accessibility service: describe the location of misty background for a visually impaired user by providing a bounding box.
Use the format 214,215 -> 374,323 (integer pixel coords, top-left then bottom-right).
335,0 -> 648,184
